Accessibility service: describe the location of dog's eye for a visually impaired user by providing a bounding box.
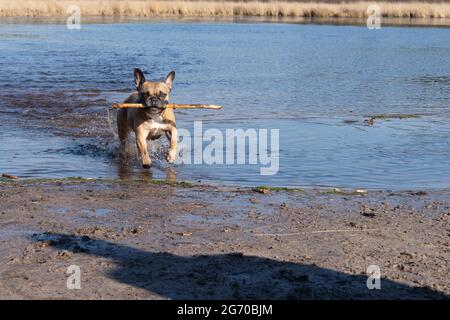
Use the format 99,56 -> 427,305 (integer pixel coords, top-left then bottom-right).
159,92 -> 167,99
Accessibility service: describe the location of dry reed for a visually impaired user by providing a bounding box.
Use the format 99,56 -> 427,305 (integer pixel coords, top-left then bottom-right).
0,1 -> 450,19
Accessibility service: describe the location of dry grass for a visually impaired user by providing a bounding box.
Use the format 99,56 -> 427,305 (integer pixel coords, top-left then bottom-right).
0,1 -> 450,18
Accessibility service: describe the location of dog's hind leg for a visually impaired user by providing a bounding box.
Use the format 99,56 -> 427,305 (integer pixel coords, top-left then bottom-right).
117,109 -> 130,161
117,109 -> 130,140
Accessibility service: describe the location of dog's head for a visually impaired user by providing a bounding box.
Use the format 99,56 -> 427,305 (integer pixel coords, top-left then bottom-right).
133,68 -> 175,109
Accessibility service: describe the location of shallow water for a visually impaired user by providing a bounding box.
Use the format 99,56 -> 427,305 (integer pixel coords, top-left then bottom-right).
0,19 -> 449,189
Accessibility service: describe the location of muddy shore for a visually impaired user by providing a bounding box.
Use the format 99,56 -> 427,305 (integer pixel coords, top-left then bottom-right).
0,178 -> 448,299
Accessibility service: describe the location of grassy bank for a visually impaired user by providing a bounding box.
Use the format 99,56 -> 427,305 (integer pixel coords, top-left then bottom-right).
1,1 -> 450,19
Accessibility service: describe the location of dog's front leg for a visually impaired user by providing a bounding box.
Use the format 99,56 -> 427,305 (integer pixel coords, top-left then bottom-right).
135,128 -> 152,168
166,125 -> 178,164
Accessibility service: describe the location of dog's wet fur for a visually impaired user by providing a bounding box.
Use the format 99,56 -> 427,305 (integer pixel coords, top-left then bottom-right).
117,68 -> 177,168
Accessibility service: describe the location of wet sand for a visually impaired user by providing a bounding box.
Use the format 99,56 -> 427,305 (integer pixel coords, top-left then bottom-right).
0,179 -> 448,299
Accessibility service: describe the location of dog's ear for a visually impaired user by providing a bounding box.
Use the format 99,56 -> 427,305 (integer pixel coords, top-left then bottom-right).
134,68 -> 146,89
164,71 -> 175,90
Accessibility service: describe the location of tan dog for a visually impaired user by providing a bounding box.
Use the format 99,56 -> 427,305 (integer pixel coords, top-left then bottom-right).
117,68 -> 177,168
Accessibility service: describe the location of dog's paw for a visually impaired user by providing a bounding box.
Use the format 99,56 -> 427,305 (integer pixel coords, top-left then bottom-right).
166,151 -> 176,164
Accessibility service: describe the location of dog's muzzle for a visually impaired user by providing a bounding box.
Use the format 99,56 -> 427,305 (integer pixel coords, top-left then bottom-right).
144,97 -> 167,113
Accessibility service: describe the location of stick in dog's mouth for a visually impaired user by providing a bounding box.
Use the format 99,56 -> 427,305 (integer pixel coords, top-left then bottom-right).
112,103 -> 223,110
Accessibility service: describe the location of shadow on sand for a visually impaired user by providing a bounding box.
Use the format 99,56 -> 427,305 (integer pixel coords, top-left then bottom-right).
34,233 -> 448,299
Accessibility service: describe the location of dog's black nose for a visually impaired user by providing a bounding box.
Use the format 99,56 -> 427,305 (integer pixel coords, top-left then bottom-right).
145,97 -> 156,106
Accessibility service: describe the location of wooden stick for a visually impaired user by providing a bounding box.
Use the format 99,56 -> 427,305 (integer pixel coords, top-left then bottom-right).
112,103 -> 223,110
2,173 -> 19,180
